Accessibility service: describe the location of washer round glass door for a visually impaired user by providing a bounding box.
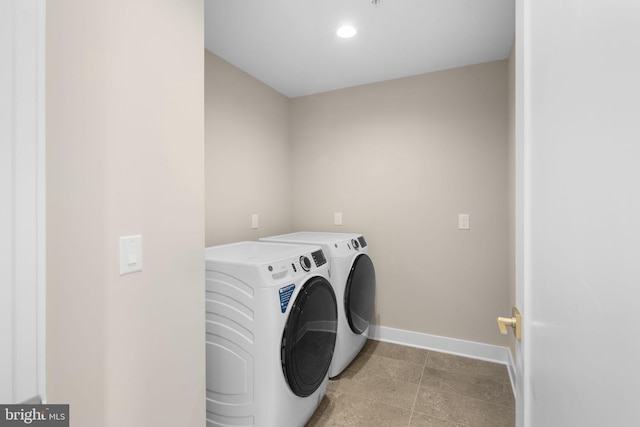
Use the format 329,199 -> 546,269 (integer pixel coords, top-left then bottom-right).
345,254 -> 376,335
281,276 -> 337,397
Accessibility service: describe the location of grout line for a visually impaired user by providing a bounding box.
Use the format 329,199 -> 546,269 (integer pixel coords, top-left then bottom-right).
406,350 -> 430,426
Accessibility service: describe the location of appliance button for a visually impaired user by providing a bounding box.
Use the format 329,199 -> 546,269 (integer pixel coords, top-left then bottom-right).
300,256 -> 312,271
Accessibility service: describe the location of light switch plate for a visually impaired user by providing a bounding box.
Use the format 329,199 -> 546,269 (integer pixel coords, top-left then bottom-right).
458,214 -> 470,230
119,235 -> 143,275
334,212 -> 343,226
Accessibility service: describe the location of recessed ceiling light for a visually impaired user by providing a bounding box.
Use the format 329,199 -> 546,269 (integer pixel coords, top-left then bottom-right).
337,25 -> 357,39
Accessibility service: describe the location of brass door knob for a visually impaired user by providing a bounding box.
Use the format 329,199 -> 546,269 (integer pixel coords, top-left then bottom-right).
497,307 -> 521,340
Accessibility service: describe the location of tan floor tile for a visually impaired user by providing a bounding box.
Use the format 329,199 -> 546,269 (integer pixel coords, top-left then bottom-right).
426,352 -> 510,384
360,338 -> 380,354
363,340 -> 429,366
421,367 -> 514,407
311,341 -> 514,427
345,353 -> 424,384
409,411 -> 462,427
327,376 -> 341,393
307,392 -> 411,427
413,386 -> 515,427
337,371 -> 419,410
342,348 -> 375,373
307,393 -> 342,427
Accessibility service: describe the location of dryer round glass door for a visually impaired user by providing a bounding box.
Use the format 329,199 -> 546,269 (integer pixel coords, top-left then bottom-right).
281,276 -> 337,397
345,254 -> 376,335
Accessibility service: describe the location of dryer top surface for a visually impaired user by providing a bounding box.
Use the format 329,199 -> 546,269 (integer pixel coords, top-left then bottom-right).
262,231 -> 362,245
261,232 -> 369,258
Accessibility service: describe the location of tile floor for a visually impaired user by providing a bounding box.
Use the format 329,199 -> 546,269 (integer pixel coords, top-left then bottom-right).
307,340 -> 514,427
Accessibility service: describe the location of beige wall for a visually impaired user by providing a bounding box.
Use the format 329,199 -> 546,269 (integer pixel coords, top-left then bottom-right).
290,61 -> 510,346
205,51 -> 292,246
204,55 -> 509,345
47,1 -> 205,426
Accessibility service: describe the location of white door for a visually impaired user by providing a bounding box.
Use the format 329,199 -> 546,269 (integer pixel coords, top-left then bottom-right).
516,1 -> 640,425
0,0 -> 46,404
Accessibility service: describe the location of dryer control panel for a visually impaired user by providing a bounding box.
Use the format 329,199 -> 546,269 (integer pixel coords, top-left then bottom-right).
329,235 -> 368,256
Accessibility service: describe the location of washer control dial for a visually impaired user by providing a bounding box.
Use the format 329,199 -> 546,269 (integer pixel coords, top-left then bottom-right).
351,239 -> 360,250
300,256 -> 312,271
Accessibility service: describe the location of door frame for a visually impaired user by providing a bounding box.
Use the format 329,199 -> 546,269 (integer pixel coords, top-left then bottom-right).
514,0 -> 529,425
0,0 -> 47,404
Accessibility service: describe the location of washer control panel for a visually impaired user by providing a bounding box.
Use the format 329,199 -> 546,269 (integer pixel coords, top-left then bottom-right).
311,249 -> 327,267
263,248 -> 327,283
299,256 -> 312,271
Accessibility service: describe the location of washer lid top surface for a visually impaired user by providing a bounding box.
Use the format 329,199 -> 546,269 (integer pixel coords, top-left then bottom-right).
205,241 -> 321,265
263,231 -> 362,245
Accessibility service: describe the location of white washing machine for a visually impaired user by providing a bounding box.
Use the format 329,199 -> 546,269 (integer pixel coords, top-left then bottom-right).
261,232 -> 376,378
204,241 -> 337,427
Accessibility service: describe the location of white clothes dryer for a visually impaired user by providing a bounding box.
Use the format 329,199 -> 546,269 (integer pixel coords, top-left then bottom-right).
261,232 -> 376,378
204,241 -> 337,427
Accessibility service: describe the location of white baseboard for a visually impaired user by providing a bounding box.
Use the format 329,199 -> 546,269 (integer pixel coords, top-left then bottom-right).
368,325 -> 512,367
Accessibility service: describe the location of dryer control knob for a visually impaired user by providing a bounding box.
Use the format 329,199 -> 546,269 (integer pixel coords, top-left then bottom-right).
300,256 -> 312,271
351,239 -> 360,250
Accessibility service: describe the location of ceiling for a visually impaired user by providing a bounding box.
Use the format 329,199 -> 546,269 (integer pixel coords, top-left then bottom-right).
205,0 -> 515,98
